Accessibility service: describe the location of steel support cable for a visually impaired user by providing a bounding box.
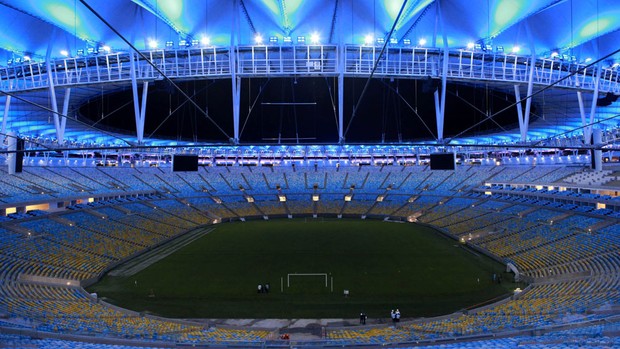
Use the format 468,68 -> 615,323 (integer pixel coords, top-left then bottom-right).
79,0 -> 231,140
239,79 -> 271,138
448,46 -> 620,143
379,80 -> 437,140
90,98 -> 134,128
0,89 -> 132,145
533,113 -> 620,147
446,89 -> 507,132
324,77 -> 341,137
343,0 -> 409,139
146,83 -> 214,140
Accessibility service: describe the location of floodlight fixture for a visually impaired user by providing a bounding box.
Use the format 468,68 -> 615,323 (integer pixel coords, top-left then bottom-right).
76,49 -> 84,56
389,37 -> 397,44
550,51 -> 559,58
60,50 -> 69,57
165,41 -> 174,48
613,62 -> 620,69
269,36 -> 278,43
484,44 -> 492,51
364,34 -> 374,45
585,57 -> 592,63
179,39 -> 188,47
297,35 -> 305,44
403,38 -> 411,45
87,47 -> 94,54
23,55 -> 30,61
418,38 -> 427,46
496,46 -> 504,53
200,36 -> 210,46
467,42 -> 475,49
310,32 -> 320,44
191,39 -> 199,46
254,34 -> 264,44
474,43 -> 482,50
283,36 -> 292,43
512,46 -> 520,53
376,37 -> 385,44
148,39 -> 158,49
102,45 -> 111,53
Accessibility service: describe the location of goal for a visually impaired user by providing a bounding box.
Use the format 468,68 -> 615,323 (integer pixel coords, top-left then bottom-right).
287,273 -> 328,288
282,273 -> 333,293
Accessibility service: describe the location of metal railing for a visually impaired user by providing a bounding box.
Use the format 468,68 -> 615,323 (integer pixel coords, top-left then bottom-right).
1,45 -> 618,93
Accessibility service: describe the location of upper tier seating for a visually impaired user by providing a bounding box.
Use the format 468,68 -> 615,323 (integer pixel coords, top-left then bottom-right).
0,164 -> 618,347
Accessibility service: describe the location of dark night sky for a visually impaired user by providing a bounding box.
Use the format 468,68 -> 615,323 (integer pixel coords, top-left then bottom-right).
79,77 -> 523,144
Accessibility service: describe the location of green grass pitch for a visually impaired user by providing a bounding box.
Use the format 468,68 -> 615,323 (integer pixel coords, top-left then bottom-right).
88,218 -> 517,319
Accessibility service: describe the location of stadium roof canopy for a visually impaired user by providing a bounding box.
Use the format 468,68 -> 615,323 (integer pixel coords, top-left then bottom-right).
1,0 -> 619,62
0,0 -> 619,150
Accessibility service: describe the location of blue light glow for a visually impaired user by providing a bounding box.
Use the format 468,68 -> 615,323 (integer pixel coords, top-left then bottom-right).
493,1 -> 522,29
44,3 -> 80,27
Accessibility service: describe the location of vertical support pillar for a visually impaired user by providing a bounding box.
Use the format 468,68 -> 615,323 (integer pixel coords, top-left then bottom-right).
514,85 -> 526,140
130,52 -> 148,144
7,131 -> 16,175
434,0 -> 448,142
338,46 -> 344,143
230,0 -> 240,144
577,90 -> 588,144
139,82 -> 148,142
586,65 -> 602,144
1,95 -> 10,139
520,53 -> 536,142
45,58 -> 64,143
593,128 -> 602,171
232,76 -> 241,143
58,88 -> 71,144
336,0 -> 344,144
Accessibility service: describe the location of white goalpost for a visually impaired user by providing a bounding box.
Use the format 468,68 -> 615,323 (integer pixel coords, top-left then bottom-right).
283,273 -> 333,292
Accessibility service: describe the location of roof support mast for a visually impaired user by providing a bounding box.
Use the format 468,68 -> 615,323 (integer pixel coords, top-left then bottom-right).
59,88 -> 71,144
577,32 -> 601,146
514,52 -> 535,143
45,40 -> 68,145
335,0 -> 344,143
1,95 -> 10,141
513,22 -> 537,143
586,65 -> 602,144
129,52 -> 148,144
231,0 -> 242,144
434,0 -> 448,143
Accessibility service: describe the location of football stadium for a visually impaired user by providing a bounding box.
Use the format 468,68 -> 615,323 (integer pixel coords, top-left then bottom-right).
0,0 -> 619,348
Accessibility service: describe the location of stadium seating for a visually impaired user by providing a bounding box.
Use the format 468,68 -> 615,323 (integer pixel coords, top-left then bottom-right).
0,163 -> 618,348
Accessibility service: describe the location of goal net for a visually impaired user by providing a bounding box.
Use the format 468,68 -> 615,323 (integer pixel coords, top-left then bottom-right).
284,273 -> 332,294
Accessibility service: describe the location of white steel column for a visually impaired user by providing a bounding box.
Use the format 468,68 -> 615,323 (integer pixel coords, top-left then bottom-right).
586,64 -> 602,144
139,82 -> 148,142
1,95 -> 10,139
434,0 -> 448,142
45,57 -> 65,144
58,88 -> 71,144
576,90 -> 588,143
230,0 -> 240,144
514,85 -> 525,139
338,44 -> 344,143
593,128 -> 602,171
232,76 -> 241,143
130,51 -> 147,143
519,53 -> 536,142
7,131 -> 16,175
515,22 -> 537,143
